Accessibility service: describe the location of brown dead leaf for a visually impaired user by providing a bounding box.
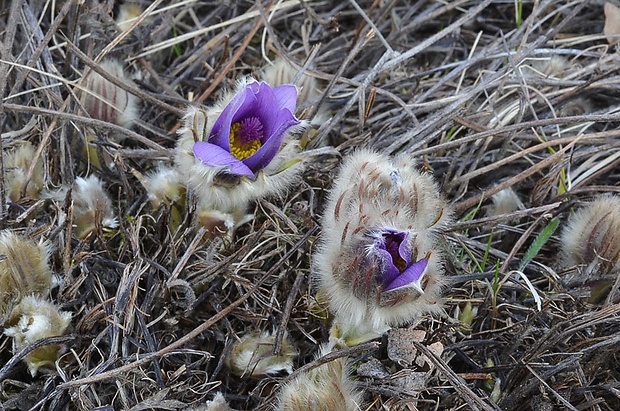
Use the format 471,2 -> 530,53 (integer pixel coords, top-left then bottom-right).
415,341 -> 445,370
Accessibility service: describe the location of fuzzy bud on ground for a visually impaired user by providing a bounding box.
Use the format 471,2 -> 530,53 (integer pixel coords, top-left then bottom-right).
261,58 -> 319,110
560,196 -> 620,284
184,393 -> 235,411
519,56 -> 569,79
0,230 -> 52,324
487,187 -> 524,217
116,2 -> 143,32
225,332 -> 297,378
4,141 -> 44,202
138,166 -> 184,208
174,79 -> 306,232
276,343 -> 363,411
72,176 -> 118,239
4,296 -> 71,376
261,57 -> 330,131
315,150 -> 450,331
82,59 -> 139,133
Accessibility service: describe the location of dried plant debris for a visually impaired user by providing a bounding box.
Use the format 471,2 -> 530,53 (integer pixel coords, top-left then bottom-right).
0,1 -> 619,410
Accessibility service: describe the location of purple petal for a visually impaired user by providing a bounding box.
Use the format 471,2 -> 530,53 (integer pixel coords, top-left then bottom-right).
242,109 -> 299,172
193,142 -> 255,177
251,83 -> 298,138
210,85 -> 258,148
253,83 -> 284,137
378,247 -> 401,287
271,84 -> 298,112
384,259 -> 428,292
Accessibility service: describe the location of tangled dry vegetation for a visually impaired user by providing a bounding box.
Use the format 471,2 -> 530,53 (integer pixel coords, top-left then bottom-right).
0,0 -> 619,410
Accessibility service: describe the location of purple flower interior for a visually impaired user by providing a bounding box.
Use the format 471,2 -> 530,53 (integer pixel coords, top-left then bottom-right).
236,117 -> 264,145
374,229 -> 427,292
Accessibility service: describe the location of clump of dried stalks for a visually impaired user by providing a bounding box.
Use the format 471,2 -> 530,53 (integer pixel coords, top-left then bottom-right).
0,0 -> 619,410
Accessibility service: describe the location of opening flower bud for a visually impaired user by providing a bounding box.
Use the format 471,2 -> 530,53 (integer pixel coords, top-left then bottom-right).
4,141 -> 44,202
315,150 -> 450,331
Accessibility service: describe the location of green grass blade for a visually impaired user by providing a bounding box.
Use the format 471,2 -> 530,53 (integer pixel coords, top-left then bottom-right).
518,218 -> 560,271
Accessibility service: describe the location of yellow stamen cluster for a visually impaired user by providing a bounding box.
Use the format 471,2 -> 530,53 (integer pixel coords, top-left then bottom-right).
229,122 -> 261,160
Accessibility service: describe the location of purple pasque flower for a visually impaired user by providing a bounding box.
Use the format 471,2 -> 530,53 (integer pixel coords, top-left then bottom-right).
193,81 -> 300,178
367,229 -> 428,293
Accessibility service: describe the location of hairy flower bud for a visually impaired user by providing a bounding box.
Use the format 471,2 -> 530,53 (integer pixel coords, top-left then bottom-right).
315,150 -> 450,331
0,230 -> 52,323
487,187 -> 524,217
4,296 -> 71,375
4,141 -> 44,202
276,344 -> 363,411
116,2 -> 143,32
74,176 -> 118,238
82,59 -> 139,133
138,166 -> 184,208
261,57 -> 319,110
560,196 -> 620,285
225,332 -> 297,378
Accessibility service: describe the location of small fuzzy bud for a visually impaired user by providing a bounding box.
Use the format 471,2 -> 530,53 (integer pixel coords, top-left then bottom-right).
560,196 -> 620,285
116,2 -> 143,32
195,204 -> 252,239
82,59 -> 139,134
558,97 -> 593,117
0,231 -> 52,323
4,296 -> 71,376
261,57 -> 329,131
70,176 -> 118,239
314,150 -> 450,331
261,57 -> 319,110
276,344 -> 364,411
4,141 -> 44,202
225,332 -> 297,378
519,55 -> 569,79
486,187 -> 524,217
137,166 -> 184,208
184,393 -> 235,411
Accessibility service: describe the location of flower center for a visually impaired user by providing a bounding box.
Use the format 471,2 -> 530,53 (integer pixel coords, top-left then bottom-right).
383,233 -> 407,272
229,117 -> 263,160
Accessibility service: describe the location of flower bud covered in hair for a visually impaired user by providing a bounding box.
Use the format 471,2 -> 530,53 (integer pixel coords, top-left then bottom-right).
82,59 -> 139,133
314,150 -> 450,331
138,166 -> 184,208
72,176 -> 118,239
261,58 -> 319,111
4,296 -> 71,375
276,343 -> 363,411
560,196 -> 620,285
0,231 -> 52,323
225,331 -> 297,378
4,141 -> 44,202
116,2 -> 143,32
